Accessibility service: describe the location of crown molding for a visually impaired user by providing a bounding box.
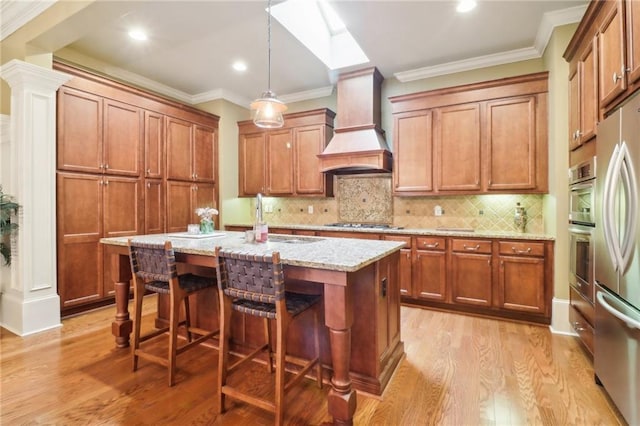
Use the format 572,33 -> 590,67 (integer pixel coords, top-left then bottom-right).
395,4 -> 587,83
102,66 -> 194,104
191,89 -> 252,108
280,86 -> 334,103
0,0 -> 56,41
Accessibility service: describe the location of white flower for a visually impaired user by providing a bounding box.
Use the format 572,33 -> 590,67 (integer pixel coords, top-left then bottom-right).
195,207 -> 219,221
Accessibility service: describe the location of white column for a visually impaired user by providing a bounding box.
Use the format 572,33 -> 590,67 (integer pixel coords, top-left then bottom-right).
0,59 -> 71,336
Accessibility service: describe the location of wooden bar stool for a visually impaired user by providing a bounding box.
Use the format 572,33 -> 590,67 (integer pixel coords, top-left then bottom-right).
128,239 -> 219,386
214,247 -> 322,426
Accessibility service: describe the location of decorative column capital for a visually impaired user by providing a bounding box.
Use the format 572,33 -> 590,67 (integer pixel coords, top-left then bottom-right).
0,59 -> 71,92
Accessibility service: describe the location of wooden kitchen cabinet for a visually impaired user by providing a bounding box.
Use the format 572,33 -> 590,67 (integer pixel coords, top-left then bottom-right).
627,0 -> 640,85
568,38 -> 598,151
390,72 -> 548,195
496,241 -> 546,314
414,237 -> 447,301
57,172 -> 142,308
383,235 -> 413,296
166,181 -> 217,233
238,109 -> 335,197
450,239 -> 493,307
392,110 -> 433,194
598,0 -> 626,107
55,61 -> 220,315
166,117 -> 216,183
435,104 -> 481,191
58,89 -> 142,177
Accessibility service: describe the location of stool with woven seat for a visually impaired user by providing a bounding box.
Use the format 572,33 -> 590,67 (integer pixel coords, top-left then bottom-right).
128,239 -> 219,387
214,247 -> 322,426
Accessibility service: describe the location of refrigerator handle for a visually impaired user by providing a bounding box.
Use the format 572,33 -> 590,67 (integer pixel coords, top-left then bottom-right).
619,142 -> 638,273
597,290 -> 640,330
603,144 -> 623,271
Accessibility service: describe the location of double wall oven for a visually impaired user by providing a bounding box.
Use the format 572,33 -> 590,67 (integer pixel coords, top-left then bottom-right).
569,157 -> 596,305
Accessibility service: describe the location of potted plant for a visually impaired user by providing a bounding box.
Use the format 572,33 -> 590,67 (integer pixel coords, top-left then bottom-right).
0,186 -> 19,265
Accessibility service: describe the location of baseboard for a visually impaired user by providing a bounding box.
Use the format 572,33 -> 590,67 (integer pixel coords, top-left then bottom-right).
1,292 -> 62,336
549,297 -> 577,335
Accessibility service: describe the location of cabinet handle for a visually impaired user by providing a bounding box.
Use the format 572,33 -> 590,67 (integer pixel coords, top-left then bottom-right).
463,244 -> 480,251
511,247 -> 532,255
105,164 -> 109,170
99,164 -> 104,169
147,182 -> 150,188
613,72 -> 622,83
286,142 -> 291,149
424,242 -> 439,249
194,173 -> 198,179
194,185 -> 198,191
147,168 -> 151,175
104,180 -> 109,186
406,252 -> 411,260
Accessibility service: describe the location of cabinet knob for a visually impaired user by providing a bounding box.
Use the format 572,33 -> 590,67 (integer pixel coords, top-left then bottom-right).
99,164 -> 104,169
147,169 -> 151,175
105,164 -> 109,170
147,182 -> 150,188
104,180 -> 109,186
194,173 -> 198,179
286,142 -> 291,149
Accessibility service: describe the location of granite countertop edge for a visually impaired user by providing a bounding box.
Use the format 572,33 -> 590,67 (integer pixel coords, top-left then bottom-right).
226,223 -> 556,241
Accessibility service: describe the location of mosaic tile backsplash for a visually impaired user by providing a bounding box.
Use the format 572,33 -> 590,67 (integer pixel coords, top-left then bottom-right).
253,175 -> 544,234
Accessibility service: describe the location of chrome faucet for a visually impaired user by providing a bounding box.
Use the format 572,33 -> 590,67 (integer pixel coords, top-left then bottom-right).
256,192 -> 263,222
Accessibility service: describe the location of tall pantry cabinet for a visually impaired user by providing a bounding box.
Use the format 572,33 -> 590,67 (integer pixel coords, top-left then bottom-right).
55,62 -> 219,314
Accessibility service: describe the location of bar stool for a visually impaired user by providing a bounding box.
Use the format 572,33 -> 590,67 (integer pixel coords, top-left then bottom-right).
128,239 -> 219,386
214,247 -> 322,426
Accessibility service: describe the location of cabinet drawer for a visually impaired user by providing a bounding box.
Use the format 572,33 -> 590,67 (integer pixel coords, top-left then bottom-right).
416,237 -> 445,251
451,239 -> 492,254
383,235 -> 412,249
569,305 -> 594,355
498,241 -> 544,257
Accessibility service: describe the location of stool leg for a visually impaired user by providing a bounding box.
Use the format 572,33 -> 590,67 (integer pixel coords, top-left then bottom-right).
275,316 -> 289,426
184,295 -> 193,342
313,308 -> 322,388
132,281 -> 145,372
168,293 -> 181,387
217,294 -> 232,413
264,318 -> 273,373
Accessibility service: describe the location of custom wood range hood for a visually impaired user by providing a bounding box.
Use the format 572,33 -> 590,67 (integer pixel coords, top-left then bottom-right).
318,67 -> 392,173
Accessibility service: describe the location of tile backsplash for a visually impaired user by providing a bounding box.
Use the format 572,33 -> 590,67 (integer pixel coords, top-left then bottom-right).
254,175 -> 544,233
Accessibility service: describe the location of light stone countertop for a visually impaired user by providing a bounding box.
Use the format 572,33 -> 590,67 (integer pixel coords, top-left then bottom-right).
226,223 -> 556,241
100,231 -> 405,273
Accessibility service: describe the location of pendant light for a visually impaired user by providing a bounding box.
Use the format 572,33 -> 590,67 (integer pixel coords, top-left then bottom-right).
251,0 -> 287,128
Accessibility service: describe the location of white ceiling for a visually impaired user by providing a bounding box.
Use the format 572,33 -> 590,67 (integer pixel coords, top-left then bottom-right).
21,0 -> 587,107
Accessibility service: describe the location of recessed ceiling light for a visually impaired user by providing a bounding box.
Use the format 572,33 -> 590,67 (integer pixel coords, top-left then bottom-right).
232,61 -> 247,72
128,29 -> 148,41
456,0 -> 477,13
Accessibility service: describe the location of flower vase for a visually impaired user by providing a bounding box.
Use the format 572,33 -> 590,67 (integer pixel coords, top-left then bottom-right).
200,219 -> 214,234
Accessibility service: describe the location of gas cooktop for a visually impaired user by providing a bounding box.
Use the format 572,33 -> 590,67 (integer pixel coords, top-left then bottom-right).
324,223 -> 403,230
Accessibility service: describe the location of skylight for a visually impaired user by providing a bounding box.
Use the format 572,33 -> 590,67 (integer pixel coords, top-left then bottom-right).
270,0 -> 369,70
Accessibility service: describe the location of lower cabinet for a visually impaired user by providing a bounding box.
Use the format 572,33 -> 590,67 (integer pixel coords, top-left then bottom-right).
450,239 -> 493,307
414,237 -> 446,301
496,241 -> 546,314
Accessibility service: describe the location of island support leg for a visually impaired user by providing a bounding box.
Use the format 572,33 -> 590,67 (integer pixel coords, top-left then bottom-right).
110,252 -> 133,348
324,283 -> 356,425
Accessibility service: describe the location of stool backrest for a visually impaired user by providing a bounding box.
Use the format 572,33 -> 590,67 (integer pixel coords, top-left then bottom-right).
128,240 -> 178,282
214,247 -> 284,304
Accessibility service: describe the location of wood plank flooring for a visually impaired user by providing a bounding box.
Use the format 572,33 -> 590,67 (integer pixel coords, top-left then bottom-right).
1,296 -> 624,425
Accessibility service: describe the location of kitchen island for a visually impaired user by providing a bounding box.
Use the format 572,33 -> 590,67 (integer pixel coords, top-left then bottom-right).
101,232 -> 405,426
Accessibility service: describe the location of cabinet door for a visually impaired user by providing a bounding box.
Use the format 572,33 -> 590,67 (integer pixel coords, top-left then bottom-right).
451,252 -> 492,307
485,96 -> 536,190
144,179 -> 165,234
144,111 -> 164,178
103,99 -> 142,176
568,67 -> 581,150
435,103 -> 481,191
103,177 -> 143,238
193,124 -> 216,182
579,38 -> 598,144
415,250 -> 446,301
166,117 -> 193,181
57,172 -> 103,307
239,132 -> 266,196
166,180 -> 194,233
193,183 -> 218,227
57,88 -> 103,173
294,125 -> 328,195
598,0 -> 626,106
393,110 -> 433,193
498,255 -> 545,314
266,129 -> 294,195
627,0 -> 640,85
383,235 -> 412,296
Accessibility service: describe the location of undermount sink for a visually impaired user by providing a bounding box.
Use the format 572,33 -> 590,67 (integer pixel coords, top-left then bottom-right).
435,227 -> 475,232
268,235 -> 325,244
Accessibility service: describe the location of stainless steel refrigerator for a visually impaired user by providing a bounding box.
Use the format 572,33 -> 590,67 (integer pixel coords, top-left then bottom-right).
594,91 -> 640,426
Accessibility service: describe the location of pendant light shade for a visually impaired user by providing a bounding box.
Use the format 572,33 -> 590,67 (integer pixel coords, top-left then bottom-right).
252,0 -> 287,128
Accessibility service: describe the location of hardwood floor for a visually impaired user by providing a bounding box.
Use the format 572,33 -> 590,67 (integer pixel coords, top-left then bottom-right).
1,296 -> 624,425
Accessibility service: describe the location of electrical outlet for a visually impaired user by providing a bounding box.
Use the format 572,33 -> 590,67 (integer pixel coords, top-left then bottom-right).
308,205 -> 314,214
434,205 -> 443,216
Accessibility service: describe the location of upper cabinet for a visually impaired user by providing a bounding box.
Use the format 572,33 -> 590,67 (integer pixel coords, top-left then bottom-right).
390,72 -> 548,196
238,108 -> 335,197
568,37 -> 598,151
58,88 -> 142,176
598,0 -> 626,107
166,117 -> 217,183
